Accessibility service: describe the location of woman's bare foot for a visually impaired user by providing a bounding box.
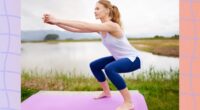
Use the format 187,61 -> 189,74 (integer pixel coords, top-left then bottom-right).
116,102 -> 134,110
93,92 -> 111,99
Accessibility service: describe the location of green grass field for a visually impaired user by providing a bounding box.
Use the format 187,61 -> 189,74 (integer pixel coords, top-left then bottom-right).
22,68 -> 179,110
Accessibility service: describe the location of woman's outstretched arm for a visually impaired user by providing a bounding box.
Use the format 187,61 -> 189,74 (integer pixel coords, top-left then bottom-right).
56,20 -> 118,32
56,24 -> 96,33
43,14 -> 119,33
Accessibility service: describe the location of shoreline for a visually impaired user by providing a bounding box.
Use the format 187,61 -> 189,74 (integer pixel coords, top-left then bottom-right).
21,38 -> 179,57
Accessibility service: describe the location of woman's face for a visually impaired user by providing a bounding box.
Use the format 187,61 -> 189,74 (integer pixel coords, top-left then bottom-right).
94,3 -> 109,19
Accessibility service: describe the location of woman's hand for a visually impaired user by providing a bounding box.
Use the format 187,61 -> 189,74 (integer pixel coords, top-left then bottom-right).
42,14 -> 59,25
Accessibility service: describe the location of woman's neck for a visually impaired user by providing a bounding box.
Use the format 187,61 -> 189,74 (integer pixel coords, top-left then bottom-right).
100,16 -> 111,23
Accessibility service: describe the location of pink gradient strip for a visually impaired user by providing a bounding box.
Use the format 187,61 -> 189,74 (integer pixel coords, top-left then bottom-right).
180,0 -> 200,110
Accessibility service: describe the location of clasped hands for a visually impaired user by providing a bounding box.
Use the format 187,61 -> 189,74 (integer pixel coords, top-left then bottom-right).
42,14 -> 58,25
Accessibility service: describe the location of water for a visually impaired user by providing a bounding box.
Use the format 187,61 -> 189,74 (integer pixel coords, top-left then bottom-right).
22,42 -> 179,77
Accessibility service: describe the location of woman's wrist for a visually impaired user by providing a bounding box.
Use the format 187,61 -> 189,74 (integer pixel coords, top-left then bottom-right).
54,18 -> 60,25
55,19 -> 67,26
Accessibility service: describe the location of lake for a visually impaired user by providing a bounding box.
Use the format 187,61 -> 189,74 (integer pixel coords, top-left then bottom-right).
22,42 -> 179,77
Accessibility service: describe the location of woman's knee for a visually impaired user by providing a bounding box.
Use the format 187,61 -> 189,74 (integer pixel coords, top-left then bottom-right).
104,64 -> 115,75
89,61 -> 96,69
89,60 -> 100,71
104,65 -> 127,90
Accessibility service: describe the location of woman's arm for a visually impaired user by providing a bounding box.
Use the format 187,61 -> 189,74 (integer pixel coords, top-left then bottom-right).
56,24 -> 96,33
44,14 -> 119,33
56,19 -> 118,32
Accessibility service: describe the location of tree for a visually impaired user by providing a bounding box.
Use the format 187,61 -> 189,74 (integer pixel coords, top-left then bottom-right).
171,34 -> 179,39
44,34 -> 59,41
154,35 -> 164,38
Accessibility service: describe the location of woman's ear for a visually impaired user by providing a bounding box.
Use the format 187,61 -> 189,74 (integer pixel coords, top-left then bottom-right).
105,9 -> 110,15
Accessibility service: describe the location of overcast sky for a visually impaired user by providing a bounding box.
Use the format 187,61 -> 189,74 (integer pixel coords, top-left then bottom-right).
21,0 -> 179,37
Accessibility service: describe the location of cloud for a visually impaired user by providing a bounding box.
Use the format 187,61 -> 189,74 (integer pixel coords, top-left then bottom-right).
21,0 -> 179,37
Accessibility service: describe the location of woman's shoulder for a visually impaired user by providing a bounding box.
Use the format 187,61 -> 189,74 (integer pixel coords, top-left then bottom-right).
99,21 -> 123,38
102,21 -> 119,28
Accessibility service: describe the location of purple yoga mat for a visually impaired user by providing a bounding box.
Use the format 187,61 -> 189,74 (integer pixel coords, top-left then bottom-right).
22,91 -> 148,110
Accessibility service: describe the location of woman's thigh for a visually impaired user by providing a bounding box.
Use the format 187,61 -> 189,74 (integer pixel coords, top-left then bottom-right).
105,57 -> 141,73
90,56 -> 115,69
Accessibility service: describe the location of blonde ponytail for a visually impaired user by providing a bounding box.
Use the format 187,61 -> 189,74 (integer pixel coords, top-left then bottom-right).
111,5 -> 121,27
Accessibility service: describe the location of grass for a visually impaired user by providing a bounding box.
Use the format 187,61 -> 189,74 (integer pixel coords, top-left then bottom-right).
129,38 -> 179,57
22,68 -> 179,110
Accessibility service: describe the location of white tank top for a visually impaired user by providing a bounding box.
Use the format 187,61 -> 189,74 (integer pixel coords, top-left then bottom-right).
100,32 -> 140,62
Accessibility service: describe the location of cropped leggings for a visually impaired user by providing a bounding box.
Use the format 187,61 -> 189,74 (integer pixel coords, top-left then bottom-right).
89,56 -> 141,90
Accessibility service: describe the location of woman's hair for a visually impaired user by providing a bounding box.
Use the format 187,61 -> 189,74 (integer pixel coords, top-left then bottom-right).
98,0 -> 122,27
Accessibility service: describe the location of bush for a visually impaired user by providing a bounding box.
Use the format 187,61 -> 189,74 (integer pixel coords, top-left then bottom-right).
154,35 -> 164,38
44,34 -> 59,41
171,34 -> 179,39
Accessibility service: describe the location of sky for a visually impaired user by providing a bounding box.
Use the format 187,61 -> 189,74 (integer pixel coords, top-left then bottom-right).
21,0 -> 179,37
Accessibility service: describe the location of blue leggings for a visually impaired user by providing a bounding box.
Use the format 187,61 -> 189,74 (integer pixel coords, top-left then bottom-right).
89,56 -> 141,90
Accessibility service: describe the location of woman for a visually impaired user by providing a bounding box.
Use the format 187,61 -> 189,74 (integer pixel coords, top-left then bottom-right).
43,0 -> 141,110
